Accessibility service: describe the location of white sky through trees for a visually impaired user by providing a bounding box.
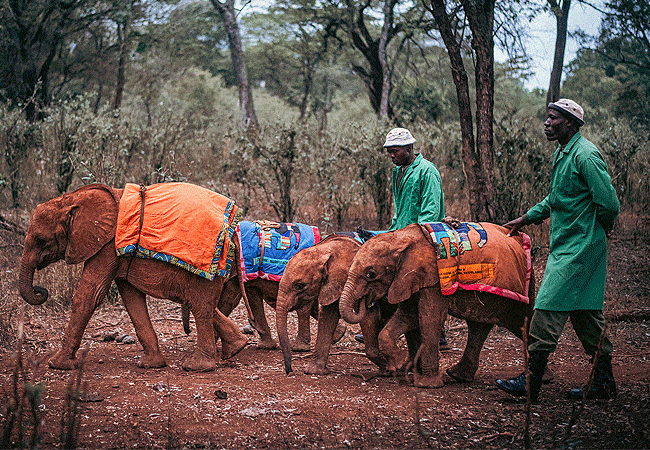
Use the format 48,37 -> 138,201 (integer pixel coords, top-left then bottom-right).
499,1 -> 603,91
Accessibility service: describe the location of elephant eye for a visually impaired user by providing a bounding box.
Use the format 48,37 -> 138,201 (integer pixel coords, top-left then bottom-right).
34,237 -> 47,248
293,282 -> 306,291
365,269 -> 376,280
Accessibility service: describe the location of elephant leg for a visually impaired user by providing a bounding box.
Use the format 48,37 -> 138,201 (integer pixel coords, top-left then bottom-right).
213,308 -> 249,360
49,249 -> 116,370
378,304 -> 417,374
446,320 -> 493,383
292,302 -> 313,352
304,303 -> 338,375
216,277 -> 240,316
182,293 -> 220,372
413,288 -> 448,388
248,287 -> 276,350
115,280 -> 166,369
405,329 -> 422,365
332,320 -> 347,344
359,306 -> 388,371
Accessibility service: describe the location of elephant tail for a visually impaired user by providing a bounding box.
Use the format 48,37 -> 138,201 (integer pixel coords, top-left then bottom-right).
182,303 -> 191,335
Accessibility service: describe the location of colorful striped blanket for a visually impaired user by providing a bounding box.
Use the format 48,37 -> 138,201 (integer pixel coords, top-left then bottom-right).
237,221 -> 321,282
423,222 -> 532,303
115,183 -> 241,280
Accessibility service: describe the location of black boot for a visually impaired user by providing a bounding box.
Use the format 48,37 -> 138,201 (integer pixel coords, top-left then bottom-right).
568,354 -> 617,400
495,351 -> 548,401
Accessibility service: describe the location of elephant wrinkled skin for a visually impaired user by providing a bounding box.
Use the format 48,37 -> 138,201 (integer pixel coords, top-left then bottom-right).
339,223 -> 535,388
19,184 -> 248,372
213,276 -> 319,351
276,235 -> 384,376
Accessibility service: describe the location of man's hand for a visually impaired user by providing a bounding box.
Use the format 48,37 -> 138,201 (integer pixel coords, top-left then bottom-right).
503,215 -> 530,236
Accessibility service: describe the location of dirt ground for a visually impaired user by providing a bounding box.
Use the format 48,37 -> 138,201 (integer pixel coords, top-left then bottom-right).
1,234 -> 649,449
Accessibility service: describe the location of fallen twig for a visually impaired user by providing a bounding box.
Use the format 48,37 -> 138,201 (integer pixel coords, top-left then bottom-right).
480,431 -> 514,444
292,350 -> 366,359
523,317 -> 531,450
605,308 -> 650,322
563,322 -> 609,446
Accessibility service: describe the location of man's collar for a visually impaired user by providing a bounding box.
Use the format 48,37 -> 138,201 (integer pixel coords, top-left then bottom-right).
559,131 -> 581,153
400,153 -> 422,168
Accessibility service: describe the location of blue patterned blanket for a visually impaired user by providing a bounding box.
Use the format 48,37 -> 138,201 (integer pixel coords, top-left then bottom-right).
237,221 -> 321,281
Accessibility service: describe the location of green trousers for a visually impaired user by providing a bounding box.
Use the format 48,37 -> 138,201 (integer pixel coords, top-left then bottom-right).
528,309 -> 613,356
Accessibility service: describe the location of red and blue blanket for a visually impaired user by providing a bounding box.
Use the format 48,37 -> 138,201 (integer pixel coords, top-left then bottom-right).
237,221 -> 321,282
423,222 -> 532,303
115,183 -> 241,280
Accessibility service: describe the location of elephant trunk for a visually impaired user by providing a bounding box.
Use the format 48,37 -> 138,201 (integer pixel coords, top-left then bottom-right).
275,292 -> 293,375
18,257 -> 49,305
339,276 -> 366,324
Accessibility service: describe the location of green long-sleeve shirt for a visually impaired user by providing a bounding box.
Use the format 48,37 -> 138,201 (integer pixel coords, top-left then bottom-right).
527,131 -> 619,311
389,153 -> 445,231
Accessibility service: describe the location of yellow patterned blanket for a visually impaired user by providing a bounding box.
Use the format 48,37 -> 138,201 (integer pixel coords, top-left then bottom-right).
423,222 -> 531,303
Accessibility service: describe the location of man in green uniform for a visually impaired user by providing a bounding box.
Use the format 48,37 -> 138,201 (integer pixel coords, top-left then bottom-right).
495,99 -> 620,401
384,127 -> 445,230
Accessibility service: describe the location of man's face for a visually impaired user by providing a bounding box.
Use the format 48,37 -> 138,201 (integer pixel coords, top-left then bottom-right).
385,145 -> 413,166
544,108 -> 574,143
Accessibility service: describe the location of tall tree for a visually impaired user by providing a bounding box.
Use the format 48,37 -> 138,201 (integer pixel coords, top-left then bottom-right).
112,0 -> 140,110
343,0 -> 401,119
0,0 -> 107,120
209,0 -> 258,131
244,1 -> 340,123
546,0 -> 572,104
424,0 -> 497,221
599,0 -> 650,124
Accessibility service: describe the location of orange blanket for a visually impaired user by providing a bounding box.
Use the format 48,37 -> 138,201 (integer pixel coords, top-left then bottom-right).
115,183 -> 241,280
423,222 -> 531,303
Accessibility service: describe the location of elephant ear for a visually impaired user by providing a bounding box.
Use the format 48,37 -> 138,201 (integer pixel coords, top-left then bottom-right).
65,185 -> 119,264
387,227 -> 439,304
318,250 -> 345,306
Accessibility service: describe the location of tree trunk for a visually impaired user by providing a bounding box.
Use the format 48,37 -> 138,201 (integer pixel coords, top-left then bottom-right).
345,0 -> 397,119
463,0 -> 497,222
426,0 -> 482,221
210,0 -> 259,133
546,0 -> 571,104
378,0 -> 397,119
113,18 -> 129,111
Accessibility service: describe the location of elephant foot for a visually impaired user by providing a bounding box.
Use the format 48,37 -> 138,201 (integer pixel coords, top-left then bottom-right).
332,322 -> 347,344
385,355 -> 409,374
446,363 -> 476,383
48,353 -> 79,370
182,353 -> 217,372
221,335 -> 249,360
366,354 -> 388,371
304,361 -> 329,375
137,353 -> 167,369
413,373 -> 444,389
256,338 -> 278,350
291,340 -> 311,352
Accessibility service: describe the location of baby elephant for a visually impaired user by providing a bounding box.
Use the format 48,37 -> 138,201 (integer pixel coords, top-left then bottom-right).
339,222 -> 535,388
276,235 -> 388,375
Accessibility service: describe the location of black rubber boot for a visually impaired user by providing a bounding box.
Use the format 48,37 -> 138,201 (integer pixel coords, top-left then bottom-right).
439,329 -> 450,351
495,351 -> 548,401
568,354 -> 617,400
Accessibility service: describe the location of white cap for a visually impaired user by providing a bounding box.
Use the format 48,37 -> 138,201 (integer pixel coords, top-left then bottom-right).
548,99 -> 585,126
383,128 -> 416,147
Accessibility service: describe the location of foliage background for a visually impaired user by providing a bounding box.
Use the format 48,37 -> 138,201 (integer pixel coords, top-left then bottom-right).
0,0 -> 648,310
